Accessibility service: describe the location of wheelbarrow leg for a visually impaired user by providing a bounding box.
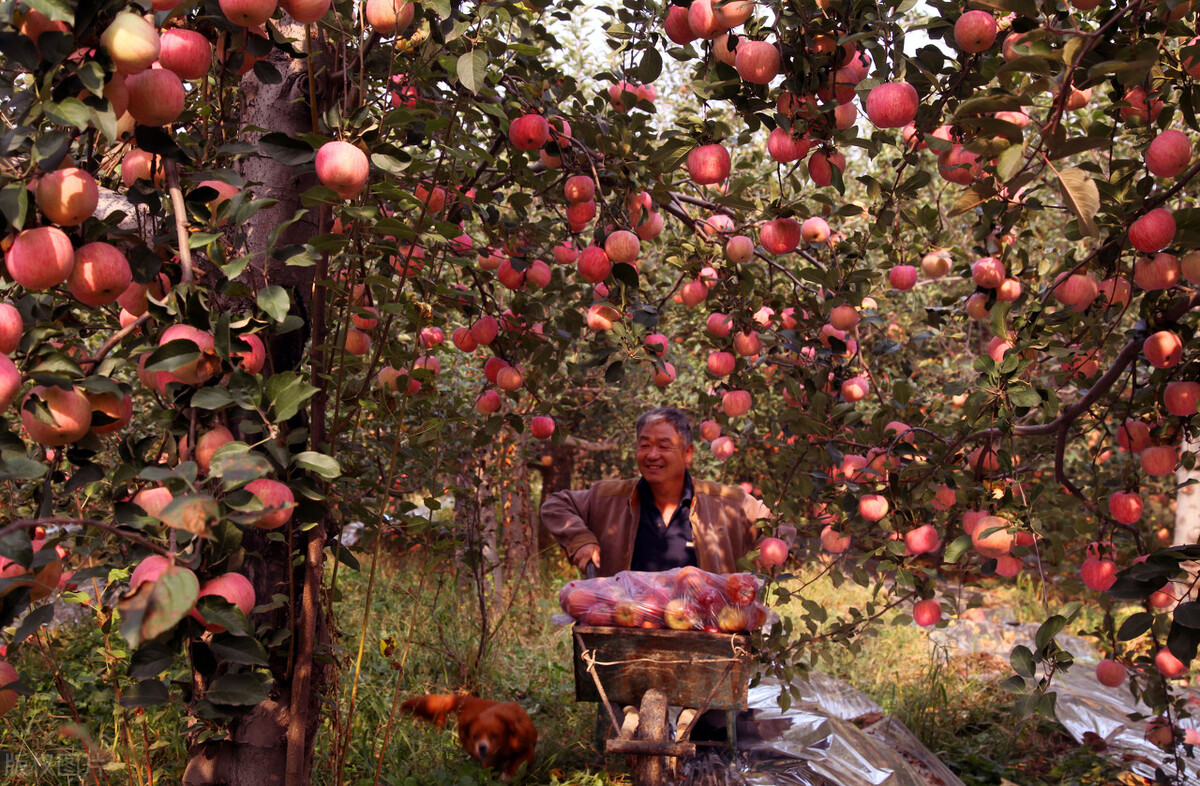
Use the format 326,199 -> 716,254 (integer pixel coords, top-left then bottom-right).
633,688 -> 668,786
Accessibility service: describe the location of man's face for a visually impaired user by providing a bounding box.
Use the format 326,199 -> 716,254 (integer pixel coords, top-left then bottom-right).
636,420 -> 693,489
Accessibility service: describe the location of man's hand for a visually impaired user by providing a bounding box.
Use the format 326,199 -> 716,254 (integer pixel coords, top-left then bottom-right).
573,544 -> 600,573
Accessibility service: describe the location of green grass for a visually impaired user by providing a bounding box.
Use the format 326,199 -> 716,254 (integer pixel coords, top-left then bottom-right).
0,547 -> 1143,785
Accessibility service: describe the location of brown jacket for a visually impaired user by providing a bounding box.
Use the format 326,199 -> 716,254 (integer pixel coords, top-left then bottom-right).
540,477 -> 770,576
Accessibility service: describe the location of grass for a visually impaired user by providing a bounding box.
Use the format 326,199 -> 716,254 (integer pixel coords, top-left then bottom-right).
0,544 -> 1146,785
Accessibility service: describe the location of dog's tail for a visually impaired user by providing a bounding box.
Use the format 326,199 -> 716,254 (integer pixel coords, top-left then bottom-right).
400,694 -> 467,728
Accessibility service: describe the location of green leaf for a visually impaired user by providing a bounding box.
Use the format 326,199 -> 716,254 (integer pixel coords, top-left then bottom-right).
206,674 -> 270,707
209,451 -> 272,485
25,0 -> 73,22
0,184 -> 30,231
292,451 -> 341,479
42,98 -> 90,130
1053,167 -> 1099,238
209,635 -> 269,665
193,596 -> 250,636
996,143 -> 1025,183
259,133 -> 315,166
191,387 -> 234,410
144,340 -> 200,373
1117,611 -> 1153,641
633,46 -> 663,84
1035,615 -> 1066,650
10,604 -> 54,652
119,679 -> 170,708
1008,383 -> 1042,409
943,534 -> 972,564
457,50 -> 487,94
119,565 -> 199,649
266,372 -> 318,422
1174,601 -> 1200,629
257,285 -> 290,323
971,0 -> 1037,16
1010,645 -> 1036,678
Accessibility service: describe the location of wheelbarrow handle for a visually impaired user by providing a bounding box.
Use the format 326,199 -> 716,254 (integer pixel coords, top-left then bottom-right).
584,564 -> 598,580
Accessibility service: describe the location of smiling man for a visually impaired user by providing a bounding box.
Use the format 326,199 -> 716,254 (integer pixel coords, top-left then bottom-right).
540,407 -> 770,576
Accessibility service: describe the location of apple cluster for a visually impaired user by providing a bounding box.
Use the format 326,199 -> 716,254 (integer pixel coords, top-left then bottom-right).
557,566 -> 769,633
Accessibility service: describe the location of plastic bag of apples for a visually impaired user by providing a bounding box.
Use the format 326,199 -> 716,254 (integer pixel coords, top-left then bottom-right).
555,566 -> 771,632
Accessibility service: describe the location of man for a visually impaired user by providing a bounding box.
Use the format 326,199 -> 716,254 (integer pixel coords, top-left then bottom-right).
541,407 -> 770,576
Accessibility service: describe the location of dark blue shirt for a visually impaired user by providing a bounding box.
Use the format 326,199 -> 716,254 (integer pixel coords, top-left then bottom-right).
630,473 -> 697,571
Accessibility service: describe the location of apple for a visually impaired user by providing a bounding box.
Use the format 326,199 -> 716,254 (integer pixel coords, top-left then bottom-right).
21,385 -> 92,446
1120,86 -> 1163,125
971,256 -> 1006,288
128,554 -> 173,594
191,425 -> 234,474
565,199 -> 596,228
1141,445 -> 1178,476
716,604 -> 752,632
564,175 -> 594,203
1117,419 -> 1151,452
1156,647 -> 1188,678
889,265 -> 918,290
759,218 -> 801,254
1143,330 -> 1182,368
635,210 -> 664,241
757,537 -> 789,568
158,29 -> 213,81
767,128 -> 810,163
245,478 -> 295,529
686,0 -> 721,39
699,420 -> 721,441
735,40 -> 780,84
712,0 -> 753,26
0,661 -> 17,717
36,167 -> 98,227
483,357 -> 509,384
1165,381 -> 1200,416
643,333 -> 668,354
576,245 -> 611,284
87,389 -> 133,435
159,324 -> 218,385
603,231 -> 640,266
995,277 -> 1023,301
954,10 -> 997,52
613,600 -> 644,627
496,365 -> 524,391
714,33 -> 737,66
0,302 -> 21,355
841,376 -> 870,402
722,389 -> 752,417
664,5 -> 697,44
365,0 -> 413,31
652,362 -> 677,387
6,226 -> 74,291
121,148 -> 163,186
281,0 -> 331,22
1128,208 -> 1176,253
937,145 -> 983,185
687,143 -> 731,185
1081,557 -> 1117,591
820,525 -> 849,553
0,355 -> 20,410
474,389 -> 501,414
705,312 -> 732,338
858,493 -> 888,521
664,598 -> 700,630
101,12 -> 160,74
530,415 -> 555,439
470,315 -> 498,345
316,141 -> 369,199
710,435 -> 735,460
912,599 -> 941,627
1134,252 -> 1180,291
707,351 -> 736,376
1090,658 -> 1125,689
801,216 -> 831,244
733,330 -> 761,356
905,524 -> 941,555
1147,130 -> 1192,178
69,242 -> 132,306
808,149 -> 845,187
1053,273 -> 1099,310
1108,491 -> 1143,524
509,114 -> 549,150
864,82 -> 918,128
585,303 -> 620,332
191,572 -> 256,633
971,515 -> 1012,558
221,0 -> 278,25
132,485 -> 174,518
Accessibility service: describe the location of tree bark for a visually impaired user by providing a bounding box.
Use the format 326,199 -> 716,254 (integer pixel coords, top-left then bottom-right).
1174,430 -> 1200,547
501,436 -> 534,588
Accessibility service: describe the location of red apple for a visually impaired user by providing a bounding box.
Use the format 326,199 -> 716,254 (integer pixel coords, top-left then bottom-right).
0,355 -> 20,410
1165,381 -> 1200,416
971,515 -> 1013,558
722,389 -> 752,416
758,537 -> 789,567
1096,659 -> 1126,688
191,572 -> 256,633
316,141 -> 369,200
652,361 -> 676,387
1128,209 -> 1176,253
159,324 -> 218,384
725,235 -> 754,263
954,10 -> 997,52
921,249 -> 952,278
664,598 -> 701,630
889,265 -> 918,290
735,40 -> 780,84
221,0 -> 277,25
1147,130 -> 1192,178
87,389 -> 133,435
21,385 -> 92,446
6,226 -> 74,291
604,230 -> 640,265
364,0 -> 413,32
132,485 -> 174,518
564,175 -> 594,203
1156,647 -> 1188,678
530,415 -> 555,439
474,389 -> 501,414
687,143 -> 731,185
759,218 -> 801,254
1144,330 -> 1183,368
69,242 -> 132,307
193,425 -> 234,474
470,315 -> 499,345
801,216 -> 831,245
912,598 -> 941,627
121,148 -> 163,186
1118,419 -> 1151,452
686,0 -> 721,39
971,256 -> 1006,288
858,493 -> 888,521
281,0 -> 331,22
577,245 -> 611,283
808,149 -> 845,186
937,145 -> 983,185
0,302 -> 21,355
1108,491 -> 1143,524
245,478 -> 295,529
158,29 -> 213,80
36,167 -> 98,227
864,82 -> 918,128
508,114 -> 549,150
664,5 -> 697,44
841,375 -> 870,402
711,436 -> 734,459
1134,253 -> 1180,291
1081,557 -> 1117,591
766,127 -> 809,162
905,524 -> 941,555
1141,444 -> 1178,476
707,351 -> 736,376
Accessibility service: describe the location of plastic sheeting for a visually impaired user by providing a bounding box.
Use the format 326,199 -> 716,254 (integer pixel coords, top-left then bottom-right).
729,673 -> 966,786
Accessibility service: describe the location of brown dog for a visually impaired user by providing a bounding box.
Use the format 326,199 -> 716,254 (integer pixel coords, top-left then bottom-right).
401,693 -> 537,780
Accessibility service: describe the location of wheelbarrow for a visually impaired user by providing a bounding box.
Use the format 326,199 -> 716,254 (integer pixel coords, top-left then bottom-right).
572,623 -> 753,786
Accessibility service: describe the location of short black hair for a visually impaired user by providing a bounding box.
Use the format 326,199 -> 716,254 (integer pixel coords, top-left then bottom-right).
635,407 -> 693,448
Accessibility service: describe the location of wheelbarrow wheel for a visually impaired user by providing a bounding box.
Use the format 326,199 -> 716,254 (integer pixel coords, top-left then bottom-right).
632,688 -> 668,785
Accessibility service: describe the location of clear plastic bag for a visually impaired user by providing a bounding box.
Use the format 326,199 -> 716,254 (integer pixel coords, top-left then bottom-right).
556,567 -> 768,632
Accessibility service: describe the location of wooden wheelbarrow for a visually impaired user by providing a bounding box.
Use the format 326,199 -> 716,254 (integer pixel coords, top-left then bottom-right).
572,624 -> 753,786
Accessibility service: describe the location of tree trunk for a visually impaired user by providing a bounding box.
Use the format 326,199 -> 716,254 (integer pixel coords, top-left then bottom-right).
537,442 -> 576,554
501,435 -> 535,588
184,21 -> 328,786
1174,431 -> 1200,547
